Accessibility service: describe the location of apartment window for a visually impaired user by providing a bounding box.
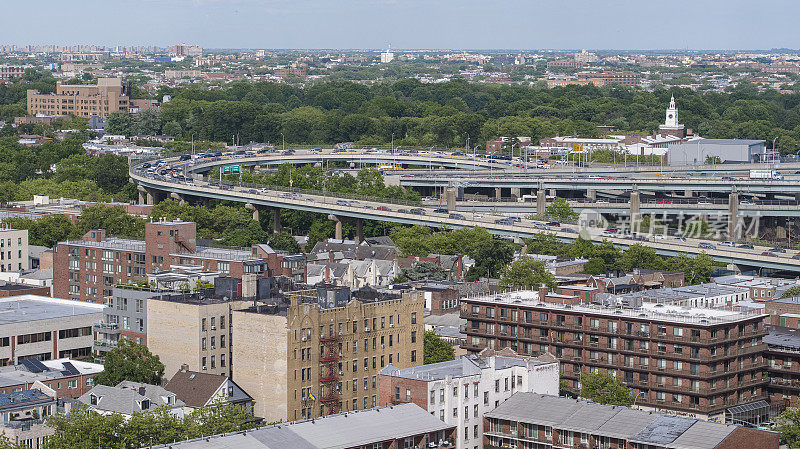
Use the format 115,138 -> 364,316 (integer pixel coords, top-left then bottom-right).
201,338 -> 207,350
590,318 -> 599,329
220,335 -> 226,348
411,350 -> 417,362
411,312 -> 417,324
220,316 -> 226,329
201,357 -> 207,370
220,354 -> 226,367
411,331 -> 416,343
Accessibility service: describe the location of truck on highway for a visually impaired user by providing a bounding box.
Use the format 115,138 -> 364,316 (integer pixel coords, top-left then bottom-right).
749,169 -> 783,180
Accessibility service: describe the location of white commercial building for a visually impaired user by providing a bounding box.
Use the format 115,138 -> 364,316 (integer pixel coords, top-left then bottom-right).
378,350 -> 559,449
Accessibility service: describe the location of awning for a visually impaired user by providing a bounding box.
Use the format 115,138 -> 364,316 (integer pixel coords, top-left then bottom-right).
727,400 -> 770,415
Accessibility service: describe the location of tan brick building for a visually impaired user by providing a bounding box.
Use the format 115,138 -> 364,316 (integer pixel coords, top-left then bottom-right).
232,286 -> 424,423
147,294 -> 249,379
26,77 -> 154,119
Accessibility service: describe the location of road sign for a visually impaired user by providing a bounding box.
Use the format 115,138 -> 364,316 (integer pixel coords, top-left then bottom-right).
222,165 -> 241,175
571,142 -> 584,153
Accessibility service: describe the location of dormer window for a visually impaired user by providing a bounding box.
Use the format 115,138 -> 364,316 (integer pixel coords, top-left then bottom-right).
89,394 -> 99,405
141,399 -> 150,410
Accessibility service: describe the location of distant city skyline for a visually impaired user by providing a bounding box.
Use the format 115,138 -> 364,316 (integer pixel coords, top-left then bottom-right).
1,0 -> 798,51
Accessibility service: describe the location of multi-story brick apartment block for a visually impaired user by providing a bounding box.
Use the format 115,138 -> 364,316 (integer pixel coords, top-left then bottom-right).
53,219 -> 300,303
0,227 -> 29,273
149,403 -> 456,449
484,393 -> 778,449
764,325 -> 800,410
577,70 -> 642,86
377,350 -> 559,449
461,289 -> 770,424
0,66 -> 25,83
0,295 -> 101,365
26,77 -> 147,119
232,285 -> 424,423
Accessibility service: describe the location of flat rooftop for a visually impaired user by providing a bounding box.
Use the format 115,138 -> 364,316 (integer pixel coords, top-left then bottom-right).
764,326 -> 800,351
150,403 -> 453,449
0,358 -> 103,389
0,295 -> 103,325
487,393 -> 746,449
380,355 -> 552,382
464,290 -> 765,325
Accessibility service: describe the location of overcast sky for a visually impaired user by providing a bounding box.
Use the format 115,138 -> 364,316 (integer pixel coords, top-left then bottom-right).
2,0 -> 798,50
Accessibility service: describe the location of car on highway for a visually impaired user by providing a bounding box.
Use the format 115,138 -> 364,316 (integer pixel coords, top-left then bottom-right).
770,247 -> 787,253
336,200 -> 350,206
719,241 -> 735,247
409,208 -> 426,215
433,208 -> 448,214
397,208 -> 409,214
761,251 -> 778,257
738,244 -> 755,249
376,206 -> 391,211
673,236 -> 687,242
698,242 -> 716,250
546,221 -> 561,227
494,218 -> 514,225
533,223 -> 550,230
563,228 -> 578,234
448,213 -> 465,220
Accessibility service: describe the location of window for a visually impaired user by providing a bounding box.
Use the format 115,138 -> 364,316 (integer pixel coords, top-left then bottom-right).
411,312 -> 417,324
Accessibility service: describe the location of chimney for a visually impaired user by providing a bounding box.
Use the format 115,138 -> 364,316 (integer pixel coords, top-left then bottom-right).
538,284 -> 549,302
138,386 -> 146,396
180,364 -> 189,372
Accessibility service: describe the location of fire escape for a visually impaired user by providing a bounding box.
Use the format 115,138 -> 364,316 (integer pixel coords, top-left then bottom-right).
319,332 -> 341,415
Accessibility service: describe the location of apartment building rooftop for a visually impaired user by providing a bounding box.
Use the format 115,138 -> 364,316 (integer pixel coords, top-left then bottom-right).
0,295 -> 103,325
379,354 -> 552,382
619,282 -> 748,304
0,358 -> 103,389
764,326 -> 800,351
149,403 -> 453,449
465,290 -> 764,325
487,393 -> 763,449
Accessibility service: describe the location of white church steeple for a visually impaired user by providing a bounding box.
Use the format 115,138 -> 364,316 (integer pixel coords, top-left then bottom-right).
664,95 -> 679,128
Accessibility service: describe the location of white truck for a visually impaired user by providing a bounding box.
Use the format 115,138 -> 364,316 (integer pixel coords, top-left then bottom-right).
749,169 -> 783,180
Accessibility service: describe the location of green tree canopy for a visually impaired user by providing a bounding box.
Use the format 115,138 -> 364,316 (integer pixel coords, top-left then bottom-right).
544,197 -> 578,220
499,257 -> 556,290
579,372 -> 634,406
93,339 -> 165,387
783,286 -> 800,299
423,331 -> 455,364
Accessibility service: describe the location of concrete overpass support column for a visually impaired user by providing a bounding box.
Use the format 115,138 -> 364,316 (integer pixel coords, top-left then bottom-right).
245,203 -> 260,222
549,189 -> 557,197
355,218 -> 364,243
630,186 -> 641,227
445,187 -> 456,211
170,192 -> 186,204
586,189 -> 596,200
684,189 -> 693,198
145,189 -> 156,206
272,208 -> 282,233
328,215 -> 343,240
728,187 -> 740,241
247,165 -> 255,174
137,186 -> 147,205
537,189 -> 546,216
511,188 -> 521,199
494,187 -> 502,199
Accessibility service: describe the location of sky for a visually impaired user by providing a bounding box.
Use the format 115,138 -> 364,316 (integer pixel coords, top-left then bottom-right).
1,0 -> 799,50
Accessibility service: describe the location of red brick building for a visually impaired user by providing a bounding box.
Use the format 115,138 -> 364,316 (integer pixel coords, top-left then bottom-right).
461,289 -> 770,423
53,219 -> 304,303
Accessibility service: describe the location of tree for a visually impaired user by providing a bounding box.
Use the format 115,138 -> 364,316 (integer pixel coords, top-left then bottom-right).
544,197 -> 578,220
783,286 -> 800,299
499,257 -> 556,290
423,331 -> 455,365
400,260 -> 446,282
618,244 -> 664,272
93,339 -> 165,387
579,372 -> 634,406
268,231 -> 301,253
778,407 -> 800,448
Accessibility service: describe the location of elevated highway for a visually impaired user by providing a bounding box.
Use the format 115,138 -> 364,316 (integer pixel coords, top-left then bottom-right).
132,156 -> 800,273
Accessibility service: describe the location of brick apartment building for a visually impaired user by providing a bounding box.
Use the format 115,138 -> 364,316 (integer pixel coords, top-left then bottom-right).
461,289 -> 770,424
0,66 -> 24,83
484,393 -> 778,449
577,71 -> 642,86
53,219 -> 302,303
231,285 -> 424,423
26,77 -> 154,119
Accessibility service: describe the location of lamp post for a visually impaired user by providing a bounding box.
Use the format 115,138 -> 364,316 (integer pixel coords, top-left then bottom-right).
632,391 -> 646,408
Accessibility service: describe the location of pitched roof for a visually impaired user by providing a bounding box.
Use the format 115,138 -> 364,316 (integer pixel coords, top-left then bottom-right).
166,370 -> 251,408
78,382 -> 184,415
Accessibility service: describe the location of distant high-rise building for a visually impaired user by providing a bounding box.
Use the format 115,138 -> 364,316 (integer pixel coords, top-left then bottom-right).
380,45 -> 395,63
169,43 -> 203,58
27,77 -> 155,119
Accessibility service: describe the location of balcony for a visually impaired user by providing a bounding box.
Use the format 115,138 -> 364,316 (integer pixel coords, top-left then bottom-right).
93,340 -> 118,351
93,322 -> 121,334
319,335 -> 340,343
320,392 -> 340,403
320,352 -> 339,363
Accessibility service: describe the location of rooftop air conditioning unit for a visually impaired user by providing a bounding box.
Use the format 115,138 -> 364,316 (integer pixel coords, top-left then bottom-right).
365,327 -> 371,332
301,337 -> 307,342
